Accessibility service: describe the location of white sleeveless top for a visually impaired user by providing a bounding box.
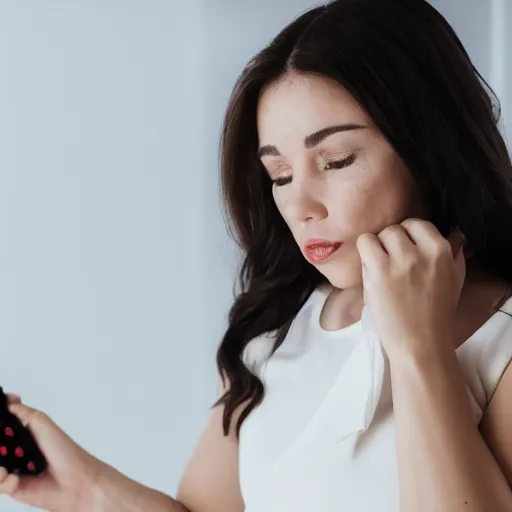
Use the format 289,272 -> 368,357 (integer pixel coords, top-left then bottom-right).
238,285 -> 512,512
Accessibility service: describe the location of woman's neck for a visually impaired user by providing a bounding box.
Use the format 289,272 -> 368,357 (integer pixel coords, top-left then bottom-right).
318,268 -> 511,335
319,284 -> 364,331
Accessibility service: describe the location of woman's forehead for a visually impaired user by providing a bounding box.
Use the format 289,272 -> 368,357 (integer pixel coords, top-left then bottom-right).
257,74 -> 372,146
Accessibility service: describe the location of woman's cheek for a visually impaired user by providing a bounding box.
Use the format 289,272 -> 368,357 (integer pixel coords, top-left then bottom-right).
272,187 -> 291,223
325,175 -> 370,225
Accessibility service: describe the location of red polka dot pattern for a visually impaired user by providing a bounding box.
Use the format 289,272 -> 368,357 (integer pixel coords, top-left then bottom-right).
0,386 -> 47,475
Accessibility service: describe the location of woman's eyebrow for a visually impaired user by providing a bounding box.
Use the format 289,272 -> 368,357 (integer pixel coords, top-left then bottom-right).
257,123 -> 368,158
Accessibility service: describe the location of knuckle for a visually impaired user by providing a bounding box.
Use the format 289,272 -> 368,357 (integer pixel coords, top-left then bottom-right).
380,224 -> 401,236
401,217 -> 421,228
24,408 -> 49,428
357,233 -> 376,252
357,232 -> 374,244
432,237 -> 450,256
7,394 -> 21,405
402,253 -> 417,269
34,409 -> 51,424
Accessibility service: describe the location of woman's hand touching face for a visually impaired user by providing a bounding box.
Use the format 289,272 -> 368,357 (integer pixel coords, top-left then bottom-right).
356,219 -> 466,362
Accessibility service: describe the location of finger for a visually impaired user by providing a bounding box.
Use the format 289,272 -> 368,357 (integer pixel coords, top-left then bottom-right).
447,228 -> 466,258
11,474 -> 60,511
401,218 -> 445,252
6,394 -> 22,405
356,232 -> 388,271
8,403 -> 38,428
377,224 -> 415,258
0,466 -> 7,482
9,402 -> 70,450
0,473 -> 20,495
453,241 -> 466,288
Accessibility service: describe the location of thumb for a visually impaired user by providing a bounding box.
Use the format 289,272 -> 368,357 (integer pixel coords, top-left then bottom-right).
454,246 -> 466,293
7,473 -> 60,511
6,394 -> 22,406
7,402 -> 37,428
8,402 -> 75,456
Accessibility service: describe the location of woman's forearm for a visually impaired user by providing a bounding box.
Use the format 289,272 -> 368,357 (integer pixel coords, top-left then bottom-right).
91,462 -> 190,512
390,345 -> 512,512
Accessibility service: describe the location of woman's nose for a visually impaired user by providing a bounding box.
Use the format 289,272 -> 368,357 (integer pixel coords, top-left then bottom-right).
284,180 -> 328,223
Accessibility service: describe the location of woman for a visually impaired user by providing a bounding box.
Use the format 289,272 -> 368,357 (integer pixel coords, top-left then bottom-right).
2,0 -> 512,510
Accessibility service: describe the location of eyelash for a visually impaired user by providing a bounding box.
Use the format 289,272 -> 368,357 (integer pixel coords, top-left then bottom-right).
271,154 -> 356,187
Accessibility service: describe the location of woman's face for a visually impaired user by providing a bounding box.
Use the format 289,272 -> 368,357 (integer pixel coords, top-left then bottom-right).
257,72 -> 421,289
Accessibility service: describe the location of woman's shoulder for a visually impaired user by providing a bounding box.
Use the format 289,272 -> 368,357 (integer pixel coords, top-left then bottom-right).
457,295 -> 512,412
458,294 -> 512,357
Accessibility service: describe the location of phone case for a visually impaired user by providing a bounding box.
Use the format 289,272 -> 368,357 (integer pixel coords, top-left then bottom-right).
0,387 -> 47,475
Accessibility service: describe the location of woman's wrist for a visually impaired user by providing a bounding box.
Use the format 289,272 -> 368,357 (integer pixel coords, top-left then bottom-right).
76,457 -> 116,512
89,460 -> 185,512
50,454 -> 110,512
88,461 -> 117,512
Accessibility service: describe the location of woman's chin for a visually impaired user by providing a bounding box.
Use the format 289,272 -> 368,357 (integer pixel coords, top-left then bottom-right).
315,260 -> 363,290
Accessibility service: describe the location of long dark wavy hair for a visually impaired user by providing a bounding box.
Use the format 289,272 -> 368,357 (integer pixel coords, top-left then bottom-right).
214,0 -> 512,437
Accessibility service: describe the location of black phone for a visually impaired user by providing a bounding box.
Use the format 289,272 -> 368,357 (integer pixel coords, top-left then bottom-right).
0,387 -> 47,476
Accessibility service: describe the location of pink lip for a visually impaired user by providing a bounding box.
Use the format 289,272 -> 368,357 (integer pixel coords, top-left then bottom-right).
304,239 -> 343,263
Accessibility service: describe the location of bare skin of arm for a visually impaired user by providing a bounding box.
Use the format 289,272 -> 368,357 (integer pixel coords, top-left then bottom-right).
479,361 -> 512,488
95,379 -> 245,512
391,348 -> 512,512
175,380 -> 245,512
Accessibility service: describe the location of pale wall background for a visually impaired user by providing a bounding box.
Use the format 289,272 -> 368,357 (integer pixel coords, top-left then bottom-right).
0,1 -> 510,510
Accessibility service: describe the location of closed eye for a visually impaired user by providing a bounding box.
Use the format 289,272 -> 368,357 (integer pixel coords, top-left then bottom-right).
324,153 -> 356,170
271,154 -> 356,187
272,175 -> 292,187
